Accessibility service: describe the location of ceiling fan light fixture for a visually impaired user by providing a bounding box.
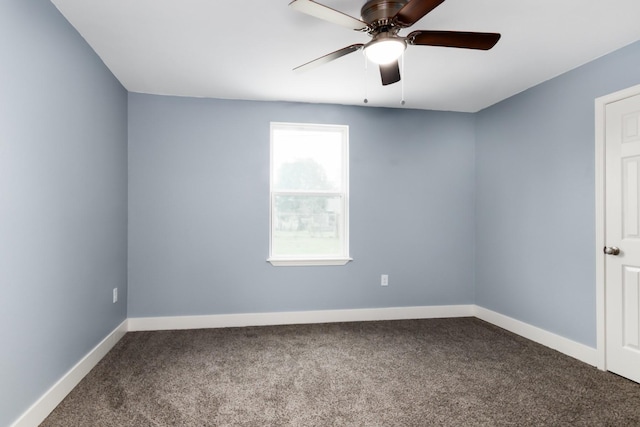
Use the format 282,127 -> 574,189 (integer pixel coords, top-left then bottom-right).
364,38 -> 406,65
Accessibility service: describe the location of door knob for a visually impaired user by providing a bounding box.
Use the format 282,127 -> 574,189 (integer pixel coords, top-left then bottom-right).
604,246 -> 621,255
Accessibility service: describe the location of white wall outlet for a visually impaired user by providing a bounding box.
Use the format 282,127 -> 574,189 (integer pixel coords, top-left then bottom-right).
113,288 -> 118,303
381,274 -> 389,286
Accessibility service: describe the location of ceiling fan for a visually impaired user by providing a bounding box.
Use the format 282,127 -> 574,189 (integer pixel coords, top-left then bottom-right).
290,0 -> 501,86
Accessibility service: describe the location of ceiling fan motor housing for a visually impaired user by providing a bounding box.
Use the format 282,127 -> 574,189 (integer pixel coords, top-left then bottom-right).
361,0 -> 408,29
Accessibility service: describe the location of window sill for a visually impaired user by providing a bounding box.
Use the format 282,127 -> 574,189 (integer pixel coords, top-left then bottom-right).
267,258 -> 353,267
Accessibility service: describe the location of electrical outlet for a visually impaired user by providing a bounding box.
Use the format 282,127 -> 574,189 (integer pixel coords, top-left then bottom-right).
381,274 -> 389,286
113,288 -> 118,303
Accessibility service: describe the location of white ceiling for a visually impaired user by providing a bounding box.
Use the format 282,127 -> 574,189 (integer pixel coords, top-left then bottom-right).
51,0 -> 640,112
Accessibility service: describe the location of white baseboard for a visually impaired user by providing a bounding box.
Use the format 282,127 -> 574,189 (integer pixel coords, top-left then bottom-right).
130,306 -> 598,365
11,319 -> 128,427
127,304 -> 476,331
473,306 -> 598,366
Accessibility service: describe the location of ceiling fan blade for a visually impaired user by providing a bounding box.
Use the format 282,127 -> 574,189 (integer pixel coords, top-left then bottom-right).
408,30 -> 501,50
380,61 -> 401,86
394,0 -> 446,27
289,0 -> 368,31
294,44 -> 364,73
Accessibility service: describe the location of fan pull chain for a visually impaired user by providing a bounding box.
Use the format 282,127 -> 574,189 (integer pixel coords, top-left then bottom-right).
363,52 -> 369,104
401,51 -> 406,106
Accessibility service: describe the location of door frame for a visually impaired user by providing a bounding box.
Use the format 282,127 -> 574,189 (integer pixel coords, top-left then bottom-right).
595,83 -> 640,371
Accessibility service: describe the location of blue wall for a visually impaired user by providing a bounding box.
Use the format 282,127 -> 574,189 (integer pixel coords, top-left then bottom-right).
0,1 -> 128,425
128,94 -> 476,317
475,40 -> 640,347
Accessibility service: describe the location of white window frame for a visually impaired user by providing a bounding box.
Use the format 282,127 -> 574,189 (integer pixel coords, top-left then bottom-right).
268,122 -> 351,267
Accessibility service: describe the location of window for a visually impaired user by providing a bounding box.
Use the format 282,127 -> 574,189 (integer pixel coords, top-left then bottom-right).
268,122 -> 350,266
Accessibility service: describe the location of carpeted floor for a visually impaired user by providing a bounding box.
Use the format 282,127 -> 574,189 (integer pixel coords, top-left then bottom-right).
41,318 -> 640,426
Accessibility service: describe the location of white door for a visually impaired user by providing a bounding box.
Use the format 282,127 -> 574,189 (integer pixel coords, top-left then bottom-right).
604,91 -> 640,383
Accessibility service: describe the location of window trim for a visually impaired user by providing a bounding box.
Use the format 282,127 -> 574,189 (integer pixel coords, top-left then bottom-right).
267,122 -> 351,267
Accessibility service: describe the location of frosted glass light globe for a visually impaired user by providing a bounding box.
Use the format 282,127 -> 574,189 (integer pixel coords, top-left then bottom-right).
364,39 -> 406,64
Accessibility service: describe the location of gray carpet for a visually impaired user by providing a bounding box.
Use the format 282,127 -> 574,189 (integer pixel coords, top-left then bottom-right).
41,318 -> 640,426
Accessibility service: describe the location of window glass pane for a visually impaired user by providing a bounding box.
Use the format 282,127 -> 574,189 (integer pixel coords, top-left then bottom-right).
269,122 -> 349,264
272,194 -> 344,257
272,128 -> 343,191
